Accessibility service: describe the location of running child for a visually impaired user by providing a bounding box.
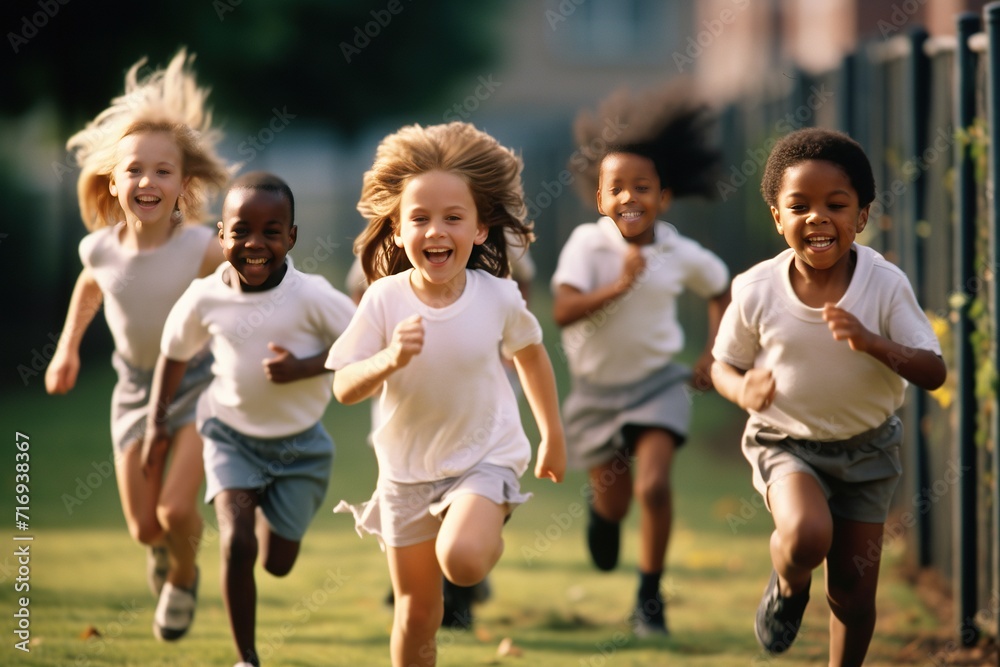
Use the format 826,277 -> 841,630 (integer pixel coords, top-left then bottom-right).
711,127 -> 946,665
45,49 -> 230,641
326,121 -> 566,667
552,81 -> 730,636
143,171 -> 356,667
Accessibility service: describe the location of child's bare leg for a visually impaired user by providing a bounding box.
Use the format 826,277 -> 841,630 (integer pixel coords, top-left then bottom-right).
767,472 -> 832,595
255,509 -> 301,577
158,423 -> 204,588
589,449 -> 632,522
216,488 -> 261,666
632,428 -> 675,573
586,450 -> 632,570
825,517 -> 883,667
115,441 -> 165,545
436,495 -> 506,586
387,541 -> 443,667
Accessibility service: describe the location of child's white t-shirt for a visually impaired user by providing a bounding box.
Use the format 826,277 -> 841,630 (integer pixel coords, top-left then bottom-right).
161,258 -> 356,438
80,222 -> 215,370
712,244 -> 943,441
325,269 -> 542,483
552,217 -> 729,386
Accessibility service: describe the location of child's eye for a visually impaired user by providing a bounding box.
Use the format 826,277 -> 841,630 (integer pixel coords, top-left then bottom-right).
609,187 -> 621,195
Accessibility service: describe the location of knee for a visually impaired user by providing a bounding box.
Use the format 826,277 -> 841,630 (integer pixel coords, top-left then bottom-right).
263,557 -> 295,577
827,585 -> 877,626
396,594 -> 443,635
221,525 -> 258,568
775,522 -> 831,568
129,519 -> 163,546
156,500 -> 199,532
635,475 -> 671,511
439,542 -> 499,587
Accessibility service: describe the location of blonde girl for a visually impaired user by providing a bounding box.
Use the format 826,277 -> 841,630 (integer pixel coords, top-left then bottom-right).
45,49 -> 230,641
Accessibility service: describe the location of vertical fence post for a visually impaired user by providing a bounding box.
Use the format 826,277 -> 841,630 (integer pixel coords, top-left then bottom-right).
904,27 -> 934,567
956,11 -> 982,649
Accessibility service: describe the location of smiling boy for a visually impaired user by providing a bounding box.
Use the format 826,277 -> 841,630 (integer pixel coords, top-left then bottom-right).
143,171 -> 356,667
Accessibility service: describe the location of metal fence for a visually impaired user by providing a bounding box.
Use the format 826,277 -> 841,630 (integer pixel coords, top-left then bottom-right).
712,5 -> 1000,650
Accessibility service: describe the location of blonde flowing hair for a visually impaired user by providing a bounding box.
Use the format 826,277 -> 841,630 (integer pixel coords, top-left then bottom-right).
355,122 -> 534,283
66,48 -> 230,230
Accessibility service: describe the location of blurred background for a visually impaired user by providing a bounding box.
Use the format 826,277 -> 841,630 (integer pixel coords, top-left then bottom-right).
0,0 -> 988,379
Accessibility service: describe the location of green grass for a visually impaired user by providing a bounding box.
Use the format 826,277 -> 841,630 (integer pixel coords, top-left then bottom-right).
0,291 -> 943,666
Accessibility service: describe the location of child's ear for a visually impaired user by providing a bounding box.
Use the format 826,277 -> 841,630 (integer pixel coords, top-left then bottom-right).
109,180 -> 118,197
392,221 -> 404,248
217,220 -> 225,244
474,223 -> 488,246
659,188 -> 673,213
288,224 -> 298,249
857,205 -> 870,232
771,206 -> 783,235
596,189 -> 605,216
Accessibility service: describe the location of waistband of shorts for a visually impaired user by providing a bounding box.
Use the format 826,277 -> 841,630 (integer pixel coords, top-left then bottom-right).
757,415 -> 900,454
113,347 -> 211,383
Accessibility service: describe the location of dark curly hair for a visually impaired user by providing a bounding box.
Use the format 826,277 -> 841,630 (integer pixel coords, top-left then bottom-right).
570,78 -> 721,206
760,128 -> 875,208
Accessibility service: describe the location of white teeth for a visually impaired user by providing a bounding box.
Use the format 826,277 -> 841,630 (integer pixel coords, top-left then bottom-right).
136,196 -> 159,203
807,237 -> 834,248
245,258 -> 268,265
426,249 -> 449,254
621,211 -> 642,220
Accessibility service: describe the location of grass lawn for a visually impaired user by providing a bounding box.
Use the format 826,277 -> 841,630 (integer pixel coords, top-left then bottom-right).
0,291 -> 944,666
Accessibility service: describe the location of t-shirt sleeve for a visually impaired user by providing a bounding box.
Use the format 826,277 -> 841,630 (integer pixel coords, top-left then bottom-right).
712,283 -> 757,370
884,273 -> 943,355
325,286 -> 387,371
160,284 -> 211,361
499,279 -> 543,358
550,226 -> 594,293
682,240 -> 730,299
308,276 -> 358,347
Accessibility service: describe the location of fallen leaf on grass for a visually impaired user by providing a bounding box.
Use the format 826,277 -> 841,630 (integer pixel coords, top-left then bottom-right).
497,636 -> 523,657
78,625 -> 101,639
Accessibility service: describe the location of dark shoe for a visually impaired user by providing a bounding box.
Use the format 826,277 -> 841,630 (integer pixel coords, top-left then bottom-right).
441,579 -> 474,630
630,590 -> 669,638
586,505 -> 620,571
755,569 -> 809,654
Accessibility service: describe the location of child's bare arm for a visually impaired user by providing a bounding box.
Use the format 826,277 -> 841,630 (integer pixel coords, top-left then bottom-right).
553,245 -> 645,327
691,289 -> 731,392
711,360 -> 776,412
333,314 -> 423,405
822,304 -> 946,390
46,268 -> 103,395
264,344 -> 330,384
512,342 -> 566,483
142,356 -> 189,477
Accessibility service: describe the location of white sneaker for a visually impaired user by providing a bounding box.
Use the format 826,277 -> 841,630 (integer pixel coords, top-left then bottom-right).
153,570 -> 198,641
147,545 -> 169,596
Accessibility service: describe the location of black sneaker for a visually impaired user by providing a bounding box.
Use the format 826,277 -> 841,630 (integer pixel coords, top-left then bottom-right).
586,505 -> 621,571
630,592 -> 669,638
755,569 -> 810,654
441,579 -> 474,630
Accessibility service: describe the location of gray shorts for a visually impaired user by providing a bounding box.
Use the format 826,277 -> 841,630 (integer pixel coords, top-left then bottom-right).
741,416 -> 903,523
563,363 -> 692,470
334,462 -> 531,549
110,351 -> 213,455
202,417 -> 334,541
